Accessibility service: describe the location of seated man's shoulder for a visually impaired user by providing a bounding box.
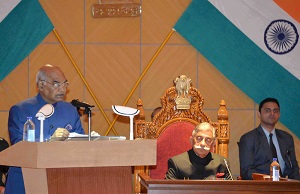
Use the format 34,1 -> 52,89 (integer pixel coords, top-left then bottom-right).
276,129 -> 293,139
240,127 -> 260,140
170,151 -> 189,162
211,152 -> 227,162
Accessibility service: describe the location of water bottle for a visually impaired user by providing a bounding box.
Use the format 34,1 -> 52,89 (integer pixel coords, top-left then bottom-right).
23,117 -> 35,142
270,158 -> 280,181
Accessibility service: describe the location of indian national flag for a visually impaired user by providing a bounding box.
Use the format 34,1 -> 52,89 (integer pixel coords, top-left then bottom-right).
174,0 -> 300,137
0,0 -> 54,82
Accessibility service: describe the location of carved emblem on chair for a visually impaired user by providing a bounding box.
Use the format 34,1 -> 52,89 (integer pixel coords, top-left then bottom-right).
174,75 -> 192,109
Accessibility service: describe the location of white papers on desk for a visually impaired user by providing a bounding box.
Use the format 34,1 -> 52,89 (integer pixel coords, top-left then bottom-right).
67,131 -> 126,141
69,131 -> 100,138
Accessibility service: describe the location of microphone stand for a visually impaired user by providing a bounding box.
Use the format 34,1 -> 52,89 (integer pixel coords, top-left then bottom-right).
84,107 -> 92,141
37,116 -> 45,142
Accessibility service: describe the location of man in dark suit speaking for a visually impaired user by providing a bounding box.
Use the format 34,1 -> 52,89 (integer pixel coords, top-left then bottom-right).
239,97 -> 300,180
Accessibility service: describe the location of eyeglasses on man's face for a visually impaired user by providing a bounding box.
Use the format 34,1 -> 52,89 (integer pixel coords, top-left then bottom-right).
194,135 -> 214,145
41,80 -> 69,88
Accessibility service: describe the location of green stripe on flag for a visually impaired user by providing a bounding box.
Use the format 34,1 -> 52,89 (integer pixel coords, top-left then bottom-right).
0,0 -> 54,81
174,0 -> 300,137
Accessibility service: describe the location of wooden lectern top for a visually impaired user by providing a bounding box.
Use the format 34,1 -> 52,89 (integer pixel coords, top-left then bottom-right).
0,139 -> 156,168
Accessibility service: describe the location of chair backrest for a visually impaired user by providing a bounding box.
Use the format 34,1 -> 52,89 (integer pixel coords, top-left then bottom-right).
150,119 -> 198,179
134,75 -> 229,191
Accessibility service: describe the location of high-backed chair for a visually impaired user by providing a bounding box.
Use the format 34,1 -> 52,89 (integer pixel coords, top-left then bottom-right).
133,75 -> 230,193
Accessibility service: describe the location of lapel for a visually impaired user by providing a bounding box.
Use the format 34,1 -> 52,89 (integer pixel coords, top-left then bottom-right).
275,129 -> 287,162
256,126 -> 273,161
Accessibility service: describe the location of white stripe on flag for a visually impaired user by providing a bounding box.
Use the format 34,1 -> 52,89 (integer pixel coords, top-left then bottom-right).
0,0 -> 21,22
209,0 -> 300,80
0,0 -> 54,82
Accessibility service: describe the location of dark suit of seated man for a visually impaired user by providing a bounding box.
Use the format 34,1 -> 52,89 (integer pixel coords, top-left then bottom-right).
165,122 -> 230,180
239,97 -> 300,180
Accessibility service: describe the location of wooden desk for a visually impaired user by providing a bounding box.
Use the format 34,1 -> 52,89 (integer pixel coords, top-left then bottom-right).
0,140 -> 157,194
139,173 -> 300,194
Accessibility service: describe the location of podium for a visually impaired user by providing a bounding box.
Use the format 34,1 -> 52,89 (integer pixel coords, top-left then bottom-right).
0,140 -> 156,194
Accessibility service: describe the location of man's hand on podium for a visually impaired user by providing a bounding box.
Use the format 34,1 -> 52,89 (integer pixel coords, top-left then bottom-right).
50,128 -> 70,141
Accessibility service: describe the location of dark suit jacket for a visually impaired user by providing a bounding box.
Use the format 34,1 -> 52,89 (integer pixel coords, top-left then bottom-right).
165,149 -> 229,180
239,125 -> 300,180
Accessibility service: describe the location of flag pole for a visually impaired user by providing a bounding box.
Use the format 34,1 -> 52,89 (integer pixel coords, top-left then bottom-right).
52,29 -> 118,135
104,29 -> 175,136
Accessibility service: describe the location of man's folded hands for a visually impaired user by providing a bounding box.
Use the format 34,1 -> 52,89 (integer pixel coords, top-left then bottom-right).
50,128 -> 70,141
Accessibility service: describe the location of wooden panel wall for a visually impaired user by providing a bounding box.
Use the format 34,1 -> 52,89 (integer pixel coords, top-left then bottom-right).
0,0 -> 299,178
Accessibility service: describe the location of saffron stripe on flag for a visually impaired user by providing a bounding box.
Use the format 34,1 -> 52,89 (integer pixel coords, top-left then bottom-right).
274,0 -> 300,23
0,0 -> 54,82
174,0 -> 300,137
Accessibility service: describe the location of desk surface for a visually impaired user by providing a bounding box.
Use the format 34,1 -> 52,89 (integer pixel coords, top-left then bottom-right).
139,173 -> 300,194
0,140 -> 157,168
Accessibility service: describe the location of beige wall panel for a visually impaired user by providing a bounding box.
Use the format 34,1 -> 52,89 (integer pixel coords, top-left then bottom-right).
227,110 -> 256,178
85,0 -> 141,43
140,45 -> 197,109
142,0 -> 191,44
198,54 -> 255,110
85,44 -> 140,108
40,0 -> 85,42
88,110 -> 132,138
0,112 -> 9,144
0,60 -> 29,110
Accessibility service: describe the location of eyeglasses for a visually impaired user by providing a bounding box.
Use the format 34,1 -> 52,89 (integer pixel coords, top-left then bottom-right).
41,80 -> 69,88
194,135 -> 214,145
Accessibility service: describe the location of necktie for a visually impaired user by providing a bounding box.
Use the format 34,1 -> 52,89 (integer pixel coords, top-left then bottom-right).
269,133 -> 278,159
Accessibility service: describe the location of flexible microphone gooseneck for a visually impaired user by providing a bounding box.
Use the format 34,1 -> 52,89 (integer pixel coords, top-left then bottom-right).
224,159 -> 234,180
71,99 -> 94,141
287,150 -> 293,168
71,99 -> 94,108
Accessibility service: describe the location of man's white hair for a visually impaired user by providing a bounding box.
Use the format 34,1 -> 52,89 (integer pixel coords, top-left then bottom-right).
192,122 -> 215,138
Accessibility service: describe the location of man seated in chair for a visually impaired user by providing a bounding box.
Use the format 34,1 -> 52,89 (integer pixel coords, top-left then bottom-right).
165,122 -> 230,180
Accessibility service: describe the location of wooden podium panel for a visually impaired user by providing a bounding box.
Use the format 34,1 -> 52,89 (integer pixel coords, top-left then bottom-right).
0,140 -> 156,194
139,173 -> 300,194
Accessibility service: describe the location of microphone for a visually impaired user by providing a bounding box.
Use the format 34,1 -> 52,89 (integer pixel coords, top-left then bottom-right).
71,99 -> 94,108
224,159 -> 234,180
36,104 -> 54,118
35,104 -> 54,142
287,150 -> 293,168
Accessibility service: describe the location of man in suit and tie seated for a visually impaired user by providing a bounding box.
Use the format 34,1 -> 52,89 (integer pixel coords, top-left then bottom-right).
239,97 -> 300,180
165,122 -> 230,180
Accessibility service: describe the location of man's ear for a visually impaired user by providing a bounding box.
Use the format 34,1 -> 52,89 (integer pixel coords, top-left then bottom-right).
257,111 -> 261,119
189,136 -> 193,146
38,81 -> 44,91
